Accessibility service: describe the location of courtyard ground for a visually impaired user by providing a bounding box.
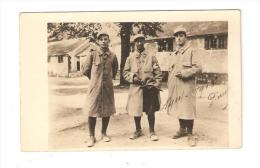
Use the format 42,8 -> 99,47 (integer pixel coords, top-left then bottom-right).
48,77 -> 228,150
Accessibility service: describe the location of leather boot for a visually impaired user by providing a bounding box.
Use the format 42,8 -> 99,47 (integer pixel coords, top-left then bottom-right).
187,133 -> 197,147
172,128 -> 188,139
87,136 -> 96,147
101,133 -> 111,142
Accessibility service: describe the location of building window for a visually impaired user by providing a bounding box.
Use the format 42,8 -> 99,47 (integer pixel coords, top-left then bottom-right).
219,37 -> 226,48
58,55 -> 63,63
157,38 -> 173,52
205,34 -> 227,50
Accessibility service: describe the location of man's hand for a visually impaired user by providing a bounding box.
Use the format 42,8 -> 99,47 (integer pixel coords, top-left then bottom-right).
133,76 -> 139,83
175,71 -> 182,78
133,75 -> 144,86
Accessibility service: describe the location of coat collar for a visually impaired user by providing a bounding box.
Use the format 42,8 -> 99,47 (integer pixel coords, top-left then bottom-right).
173,42 -> 190,54
97,47 -> 111,57
133,49 -> 147,58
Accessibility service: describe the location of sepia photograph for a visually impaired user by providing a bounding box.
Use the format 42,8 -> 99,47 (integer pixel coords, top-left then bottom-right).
20,10 -> 241,151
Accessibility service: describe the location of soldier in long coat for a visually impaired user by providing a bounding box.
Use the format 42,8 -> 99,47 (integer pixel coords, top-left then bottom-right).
165,27 -> 202,146
124,34 -> 163,141
82,32 -> 118,147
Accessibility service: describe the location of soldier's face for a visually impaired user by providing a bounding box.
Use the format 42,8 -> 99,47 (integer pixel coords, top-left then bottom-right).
175,33 -> 187,46
98,35 -> 110,48
135,38 -> 145,51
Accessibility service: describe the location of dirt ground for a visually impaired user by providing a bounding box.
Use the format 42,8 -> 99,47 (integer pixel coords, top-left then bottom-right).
48,77 -> 228,150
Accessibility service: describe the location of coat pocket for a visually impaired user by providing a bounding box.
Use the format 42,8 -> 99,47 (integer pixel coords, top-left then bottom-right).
182,62 -> 192,68
93,54 -> 102,66
94,60 -> 101,66
143,67 -> 153,72
143,67 -> 153,81
169,64 -> 175,72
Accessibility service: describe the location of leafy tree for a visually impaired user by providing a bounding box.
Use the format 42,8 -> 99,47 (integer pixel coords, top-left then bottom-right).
47,23 -> 102,42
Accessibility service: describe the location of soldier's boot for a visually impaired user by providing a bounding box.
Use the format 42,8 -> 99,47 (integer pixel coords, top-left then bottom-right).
149,132 -> 159,141
187,133 -> 198,147
129,129 -> 144,140
172,128 -> 188,139
87,136 -> 96,147
101,133 -> 111,142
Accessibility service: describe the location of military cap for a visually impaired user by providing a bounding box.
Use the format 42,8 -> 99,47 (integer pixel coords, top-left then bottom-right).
173,27 -> 187,36
97,31 -> 109,39
133,34 -> 145,42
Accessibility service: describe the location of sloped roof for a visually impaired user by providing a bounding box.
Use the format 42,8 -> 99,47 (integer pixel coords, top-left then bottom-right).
128,22 -> 228,43
68,41 -> 97,57
158,21 -> 228,37
48,38 -> 96,56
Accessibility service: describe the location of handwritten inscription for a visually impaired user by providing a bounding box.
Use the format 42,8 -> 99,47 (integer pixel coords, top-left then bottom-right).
208,89 -> 228,101
163,84 -> 228,110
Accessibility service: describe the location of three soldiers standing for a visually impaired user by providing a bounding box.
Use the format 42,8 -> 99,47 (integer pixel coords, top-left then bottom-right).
82,27 -> 201,147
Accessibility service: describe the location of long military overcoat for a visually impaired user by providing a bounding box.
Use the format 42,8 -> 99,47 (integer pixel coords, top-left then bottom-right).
82,48 -> 118,117
166,43 -> 202,119
123,50 -> 162,116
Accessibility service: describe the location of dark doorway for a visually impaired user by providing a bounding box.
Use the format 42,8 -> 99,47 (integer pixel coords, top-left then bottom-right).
68,56 -> 71,76
77,61 -> 80,71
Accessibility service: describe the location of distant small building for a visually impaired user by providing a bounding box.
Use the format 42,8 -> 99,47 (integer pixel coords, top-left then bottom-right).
48,38 -> 97,77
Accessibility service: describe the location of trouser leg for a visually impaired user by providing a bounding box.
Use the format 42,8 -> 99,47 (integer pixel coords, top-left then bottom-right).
134,116 -> 142,131
88,117 -> 96,136
147,113 -> 155,133
101,117 -> 110,134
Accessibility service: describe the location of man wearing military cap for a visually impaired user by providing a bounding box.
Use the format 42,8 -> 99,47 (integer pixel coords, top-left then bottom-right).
124,34 -> 163,141
173,27 -> 187,36
82,31 -> 118,147
165,26 -> 202,147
